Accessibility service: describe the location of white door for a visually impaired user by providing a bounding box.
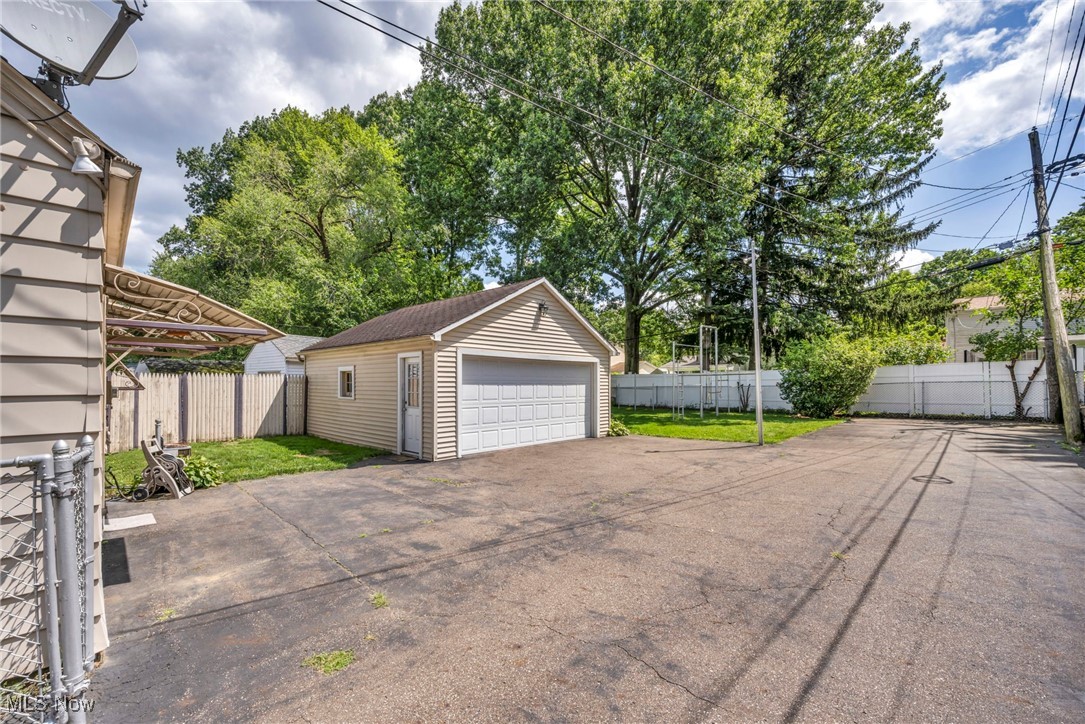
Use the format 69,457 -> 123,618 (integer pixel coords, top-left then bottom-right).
401,356 -> 422,456
459,357 -> 591,455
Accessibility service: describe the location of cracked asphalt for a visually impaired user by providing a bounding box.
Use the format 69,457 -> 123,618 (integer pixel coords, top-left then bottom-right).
90,418 -> 1085,722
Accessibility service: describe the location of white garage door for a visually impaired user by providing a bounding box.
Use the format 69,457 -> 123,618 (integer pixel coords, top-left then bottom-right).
459,357 -> 592,455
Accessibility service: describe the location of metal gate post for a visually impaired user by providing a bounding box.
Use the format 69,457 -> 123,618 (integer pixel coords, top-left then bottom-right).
78,435 -> 95,673
51,440 -> 90,724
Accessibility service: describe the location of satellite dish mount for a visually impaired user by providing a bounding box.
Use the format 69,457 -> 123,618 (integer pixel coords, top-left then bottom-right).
2,0 -> 146,106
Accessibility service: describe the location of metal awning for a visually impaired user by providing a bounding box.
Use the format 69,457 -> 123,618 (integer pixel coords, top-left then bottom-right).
104,264 -> 284,358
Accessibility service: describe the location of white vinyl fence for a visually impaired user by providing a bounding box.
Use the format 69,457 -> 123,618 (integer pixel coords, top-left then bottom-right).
612,361 -> 1083,420
107,373 -> 306,452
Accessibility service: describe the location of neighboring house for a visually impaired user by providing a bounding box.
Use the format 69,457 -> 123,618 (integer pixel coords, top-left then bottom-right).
947,295 -> 1083,367
1,59 -> 281,678
302,279 -> 617,460
245,334 -> 326,375
609,348 -> 660,374
657,357 -> 702,374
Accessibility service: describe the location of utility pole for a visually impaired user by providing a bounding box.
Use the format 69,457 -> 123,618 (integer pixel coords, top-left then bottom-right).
1028,128 -> 1084,442
750,240 -> 765,446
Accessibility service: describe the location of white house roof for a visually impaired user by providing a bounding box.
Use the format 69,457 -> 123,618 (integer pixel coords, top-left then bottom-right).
271,335 -> 326,361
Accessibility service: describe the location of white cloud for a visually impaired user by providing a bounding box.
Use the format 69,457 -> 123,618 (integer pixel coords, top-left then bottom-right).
484,280 -> 501,290
880,0 -> 1084,155
2,0 -> 448,271
935,27 -> 1011,67
893,248 -> 936,270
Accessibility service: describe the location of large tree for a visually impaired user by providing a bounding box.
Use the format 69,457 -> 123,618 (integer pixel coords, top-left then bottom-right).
404,0 -> 946,370
152,107 -> 479,335
416,0 -> 782,371
702,0 -> 948,360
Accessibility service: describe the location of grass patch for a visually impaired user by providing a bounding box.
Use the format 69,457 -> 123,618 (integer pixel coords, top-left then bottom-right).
611,406 -> 842,445
106,435 -> 385,486
302,650 -> 355,675
368,592 -> 389,609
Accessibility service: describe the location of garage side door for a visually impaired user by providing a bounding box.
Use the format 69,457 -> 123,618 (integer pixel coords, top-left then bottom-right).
459,357 -> 592,455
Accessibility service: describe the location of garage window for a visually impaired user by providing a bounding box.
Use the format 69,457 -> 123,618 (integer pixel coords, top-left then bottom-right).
337,366 -> 354,399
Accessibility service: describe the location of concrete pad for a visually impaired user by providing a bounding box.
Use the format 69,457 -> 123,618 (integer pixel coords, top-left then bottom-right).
90,419 -> 1085,722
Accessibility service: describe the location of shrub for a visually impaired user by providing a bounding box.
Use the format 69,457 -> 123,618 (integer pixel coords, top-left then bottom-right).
875,324 -> 952,366
183,455 -> 223,489
779,334 -> 880,418
608,419 -> 631,437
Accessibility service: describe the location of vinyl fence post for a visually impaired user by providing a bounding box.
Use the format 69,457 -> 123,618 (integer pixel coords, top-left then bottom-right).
281,378 -> 289,435
983,362 -> 992,420
303,376 -> 309,436
234,374 -> 244,440
132,386 -> 140,450
179,374 -> 189,443
51,440 -> 89,723
633,373 -> 638,410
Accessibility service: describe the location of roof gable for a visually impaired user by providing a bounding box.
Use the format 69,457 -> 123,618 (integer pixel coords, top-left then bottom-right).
303,278 -> 617,355
303,279 -> 540,352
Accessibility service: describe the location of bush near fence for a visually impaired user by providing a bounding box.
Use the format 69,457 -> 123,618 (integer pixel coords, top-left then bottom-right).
107,373 -> 306,452
611,361 -> 1084,421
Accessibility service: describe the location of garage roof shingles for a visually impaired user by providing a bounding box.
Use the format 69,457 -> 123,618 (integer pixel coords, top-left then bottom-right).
302,279 -> 541,353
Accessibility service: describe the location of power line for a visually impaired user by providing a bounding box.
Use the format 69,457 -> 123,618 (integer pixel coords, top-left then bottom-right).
1045,1 -> 1084,152
902,172 -> 1029,219
909,181 -> 1031,226
1036,0 -> 1063,126
1048,14 -> 1085,171
971,184 -> 1029,251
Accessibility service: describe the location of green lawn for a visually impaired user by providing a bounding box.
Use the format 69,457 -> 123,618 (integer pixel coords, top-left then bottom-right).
611,406 -> 842,444
106,435 -> 386,486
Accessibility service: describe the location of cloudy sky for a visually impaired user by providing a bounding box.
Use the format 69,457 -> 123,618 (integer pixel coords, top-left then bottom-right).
3,0 -> 1083,272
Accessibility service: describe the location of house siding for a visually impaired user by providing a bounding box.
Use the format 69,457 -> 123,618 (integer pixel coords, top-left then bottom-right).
244,341 -> 289,375
434,285 -> 612,460
304,337 -> 435,459
1,98 -> 110,671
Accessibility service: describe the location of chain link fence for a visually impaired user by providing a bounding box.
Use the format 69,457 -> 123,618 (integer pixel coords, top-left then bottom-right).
1,469 -> 50,723
613,367 -> 1084,422
1,438 -> 95,723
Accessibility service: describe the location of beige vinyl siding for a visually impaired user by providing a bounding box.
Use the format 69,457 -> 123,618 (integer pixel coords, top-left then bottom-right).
434,285 -> 612,460
305,337 -> 435,459
1,97 -> 110,670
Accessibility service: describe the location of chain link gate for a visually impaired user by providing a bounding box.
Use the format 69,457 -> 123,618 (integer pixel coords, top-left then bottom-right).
2,437 -> 96,723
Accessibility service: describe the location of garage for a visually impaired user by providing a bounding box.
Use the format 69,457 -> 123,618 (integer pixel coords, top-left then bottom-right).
459,356 -> 592,454
303,277 -> 615,461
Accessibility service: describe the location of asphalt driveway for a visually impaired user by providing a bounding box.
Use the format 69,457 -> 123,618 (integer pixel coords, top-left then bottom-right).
91,419 -> 1084,722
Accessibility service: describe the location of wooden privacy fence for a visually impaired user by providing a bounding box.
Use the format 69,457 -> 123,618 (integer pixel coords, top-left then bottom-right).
107,373 -> 306,453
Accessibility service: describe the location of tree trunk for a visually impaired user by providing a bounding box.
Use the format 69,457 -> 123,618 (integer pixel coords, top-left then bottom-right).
623,285 -> 644,375
1007,361 -> 1024,418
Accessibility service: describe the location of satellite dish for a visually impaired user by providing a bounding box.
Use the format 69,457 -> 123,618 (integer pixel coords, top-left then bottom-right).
1,0 -> 145,102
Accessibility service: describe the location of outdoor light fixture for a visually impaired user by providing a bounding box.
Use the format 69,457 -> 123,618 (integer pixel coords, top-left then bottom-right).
71,137 -> 104,176
537,301 -> 550,316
